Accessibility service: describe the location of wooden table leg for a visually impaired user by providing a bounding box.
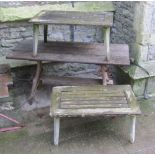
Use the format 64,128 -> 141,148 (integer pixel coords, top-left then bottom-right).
130,115 -> 136,143
44,25 -> 48,43
101,65 -> 108,86
33,24 -> 39,56
54,117 -> 60,146
28,61 -> 42,104
104,27 -> 110,61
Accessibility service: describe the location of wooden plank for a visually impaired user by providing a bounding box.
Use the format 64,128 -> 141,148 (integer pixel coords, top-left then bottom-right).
29,10 -> 113,26
61,93 -> 125,99
0,85 -> 9,99
61,96 -> 127,101
51,108 -> 140,117
60,103 -> 128,109
56,85 -> 132,92
7,40 -> 130,65
41,75 -> 102,86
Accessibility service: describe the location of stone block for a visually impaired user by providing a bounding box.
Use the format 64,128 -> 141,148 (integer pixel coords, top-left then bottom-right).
148,45 -> 155,60
134,2 -> 155,33
130,43 -> 148,62
136,33 -> 155,45
132,77 -> 155,98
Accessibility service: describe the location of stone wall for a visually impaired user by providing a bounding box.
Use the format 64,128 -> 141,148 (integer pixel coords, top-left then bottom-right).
0,1 -> 141,101
117,2 -> 155,98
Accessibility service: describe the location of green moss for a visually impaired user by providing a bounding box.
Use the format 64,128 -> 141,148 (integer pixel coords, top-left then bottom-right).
0,2 -> 114,22
0,129 -> 27,143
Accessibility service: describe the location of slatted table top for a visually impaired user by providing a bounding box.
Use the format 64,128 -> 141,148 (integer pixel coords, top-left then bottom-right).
50,85 -> 141,117
29,10 -> 113,26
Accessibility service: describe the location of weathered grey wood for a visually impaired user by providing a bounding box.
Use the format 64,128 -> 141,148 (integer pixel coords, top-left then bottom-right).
56,85 -> 131,92
41,75 -> 102,86
60,101 -> 128,109
28,61 -> 42,103
130,115 -> 136,143
61,96 -> 127,101
101,65 -> 108,85
29,10 -> 113,26
50,85 -> 141,117
33,24 -> 39,56
44,25 -> 48,43
54,117 -> 60,146
104,27 -> 110,60
7,40 -> 130,65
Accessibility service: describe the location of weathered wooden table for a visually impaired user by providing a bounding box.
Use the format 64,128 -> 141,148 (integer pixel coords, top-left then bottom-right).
51,85 -> 141,145
7,10 -> 130,101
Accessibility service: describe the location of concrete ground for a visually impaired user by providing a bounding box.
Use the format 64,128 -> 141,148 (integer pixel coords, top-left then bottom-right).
1,80 -> 155,153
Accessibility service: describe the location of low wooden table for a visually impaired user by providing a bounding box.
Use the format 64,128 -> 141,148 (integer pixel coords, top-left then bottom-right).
50,85 -> 141,145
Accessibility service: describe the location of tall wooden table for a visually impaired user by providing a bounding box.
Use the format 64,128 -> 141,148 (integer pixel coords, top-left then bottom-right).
7,10 -> 130,101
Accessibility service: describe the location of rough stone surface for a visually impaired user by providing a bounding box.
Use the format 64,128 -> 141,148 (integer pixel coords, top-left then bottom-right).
0,80 -> 155,153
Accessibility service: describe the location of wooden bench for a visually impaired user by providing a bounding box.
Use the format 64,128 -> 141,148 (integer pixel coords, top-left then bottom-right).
51,85 -> 141,145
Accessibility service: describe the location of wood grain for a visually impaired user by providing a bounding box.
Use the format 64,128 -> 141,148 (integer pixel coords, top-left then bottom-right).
7,40 -> 130,65
29,10 -> 113,26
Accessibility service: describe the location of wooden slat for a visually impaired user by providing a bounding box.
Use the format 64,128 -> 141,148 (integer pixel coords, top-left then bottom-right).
61,93 -> 125,99
57,85 -> 132,92
60,100 -> 127,106
60,103 -> 128,109
51,108 -> 140,117
61,96 -> 126,101
41,75 -> 102,86
29,11 -> 113,26
6,40 -> 130,65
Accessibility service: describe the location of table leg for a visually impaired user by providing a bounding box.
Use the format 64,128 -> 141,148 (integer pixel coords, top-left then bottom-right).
101,65 -> 108,86
104,27 -> 110,61
54,117 -> 60,146
33,24 -> 39,56
44,25 -> 48,43
28,61 -> 42,103
130,115 -> 136,143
